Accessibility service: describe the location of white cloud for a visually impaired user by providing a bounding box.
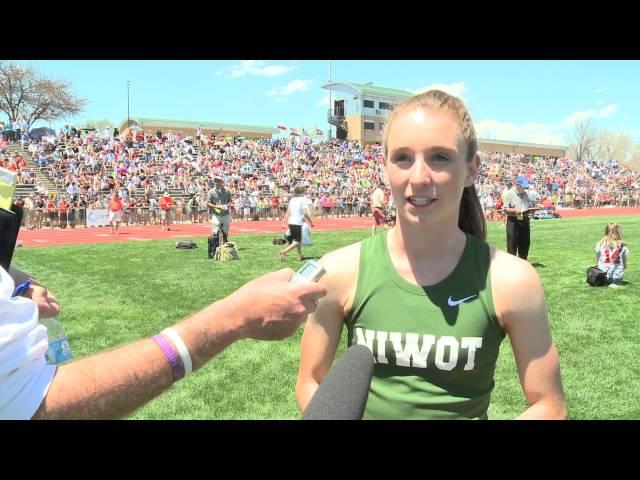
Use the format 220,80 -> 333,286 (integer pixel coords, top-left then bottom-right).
413,82 -> 468,100
215,61 -> 294,79
267,79 -> 312,98
316,94 -> 330,107
475,119 -> 566,146
561,104 -> 617,127
475,101 -> 625,147
595,86 -> 609,94
597,99 -> 605,105
562,109 -> 596,126
598,104 -> 617,117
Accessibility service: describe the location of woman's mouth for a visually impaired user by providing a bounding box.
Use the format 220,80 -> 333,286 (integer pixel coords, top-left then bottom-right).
407,196 -> 436,207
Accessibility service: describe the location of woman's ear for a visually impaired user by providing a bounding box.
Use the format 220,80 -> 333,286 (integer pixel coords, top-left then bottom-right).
464,153 -> 480,188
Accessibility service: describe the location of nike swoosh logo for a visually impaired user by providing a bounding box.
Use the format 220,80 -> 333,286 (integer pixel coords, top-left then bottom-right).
447,295 -> 477,307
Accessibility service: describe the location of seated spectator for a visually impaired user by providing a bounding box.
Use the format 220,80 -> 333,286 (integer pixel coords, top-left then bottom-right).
595,223 -> 629,288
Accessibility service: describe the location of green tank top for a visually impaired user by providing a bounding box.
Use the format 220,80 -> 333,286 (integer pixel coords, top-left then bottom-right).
346,231 -> 505,419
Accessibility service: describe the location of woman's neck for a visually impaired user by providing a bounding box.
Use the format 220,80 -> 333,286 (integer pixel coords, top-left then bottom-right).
391,217 -> 466,257
386,220 -> 469,286
397,215 -> 465,255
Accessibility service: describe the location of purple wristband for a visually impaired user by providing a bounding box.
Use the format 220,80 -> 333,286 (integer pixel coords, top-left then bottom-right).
152,334 -> 185,382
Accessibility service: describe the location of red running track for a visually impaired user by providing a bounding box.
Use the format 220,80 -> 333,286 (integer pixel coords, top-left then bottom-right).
16,217 -> 374,248
16,207 -> 640,248
554,207 -> 640,218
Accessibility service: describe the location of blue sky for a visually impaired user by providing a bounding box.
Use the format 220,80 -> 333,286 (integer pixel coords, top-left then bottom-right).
17,60 -> 640,145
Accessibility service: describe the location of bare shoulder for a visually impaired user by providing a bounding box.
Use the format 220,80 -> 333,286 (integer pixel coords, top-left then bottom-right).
318,241 -> 362,313
489,247 -> 545,326
490,247 -> 541,287
319,241 -> 361,275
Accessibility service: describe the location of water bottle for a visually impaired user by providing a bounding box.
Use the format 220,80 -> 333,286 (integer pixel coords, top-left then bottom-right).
40,318 -> 73,365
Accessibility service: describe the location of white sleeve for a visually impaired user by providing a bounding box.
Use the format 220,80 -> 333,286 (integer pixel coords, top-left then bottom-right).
0,267 -> 56,420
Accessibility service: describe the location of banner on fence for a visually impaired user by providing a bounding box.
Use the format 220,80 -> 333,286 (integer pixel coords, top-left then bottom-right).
86,208 -> 110,227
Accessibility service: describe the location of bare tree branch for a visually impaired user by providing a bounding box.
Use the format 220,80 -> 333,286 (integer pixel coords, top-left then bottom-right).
0,60 -> 86,127
568,118 -> 598,162
596,130 -> 635,165
630,147 -> 640,172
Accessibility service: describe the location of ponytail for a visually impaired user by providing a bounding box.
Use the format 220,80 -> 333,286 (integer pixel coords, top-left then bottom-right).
459,186 -> 486,241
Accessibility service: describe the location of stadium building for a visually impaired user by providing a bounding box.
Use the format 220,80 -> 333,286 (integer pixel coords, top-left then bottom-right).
118,117 -> 279,140
321,80 -> 567,157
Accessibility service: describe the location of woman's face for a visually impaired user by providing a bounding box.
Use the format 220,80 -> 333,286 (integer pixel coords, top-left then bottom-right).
383,108 -> 478,228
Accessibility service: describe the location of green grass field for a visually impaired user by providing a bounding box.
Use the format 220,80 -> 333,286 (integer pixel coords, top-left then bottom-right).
11,215 -> 640,419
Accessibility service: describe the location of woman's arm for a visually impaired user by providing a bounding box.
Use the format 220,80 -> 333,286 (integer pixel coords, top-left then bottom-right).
296,243 -> 360,412
491,250 -> 567,419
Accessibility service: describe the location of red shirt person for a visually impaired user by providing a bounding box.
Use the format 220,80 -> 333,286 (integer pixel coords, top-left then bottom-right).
158,192 -> 174,231
108,193 -> 124,234
57,198 -> 69,229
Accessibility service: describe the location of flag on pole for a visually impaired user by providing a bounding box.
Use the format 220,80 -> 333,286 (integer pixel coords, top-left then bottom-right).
290,128 -> 300,136
315,128 -> 323,135
277,125 -> 288,131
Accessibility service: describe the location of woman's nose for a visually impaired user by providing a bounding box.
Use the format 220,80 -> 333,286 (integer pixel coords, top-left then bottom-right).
409,158 -> 431,186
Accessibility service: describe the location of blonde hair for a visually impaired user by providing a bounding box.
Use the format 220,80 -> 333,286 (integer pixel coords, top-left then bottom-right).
382,90 -> 485,240
599,223 -> 625,250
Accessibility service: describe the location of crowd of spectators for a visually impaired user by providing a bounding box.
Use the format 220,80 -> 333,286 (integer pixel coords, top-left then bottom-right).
2,123 -> 639,230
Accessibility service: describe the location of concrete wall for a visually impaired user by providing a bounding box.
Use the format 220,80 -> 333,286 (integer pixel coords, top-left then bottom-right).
346,114 -> 386,145
345,116 -> 362,143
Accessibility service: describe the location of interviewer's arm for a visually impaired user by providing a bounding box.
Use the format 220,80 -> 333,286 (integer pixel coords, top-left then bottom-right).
9,266 -> 60,318
32,269 -> 326,420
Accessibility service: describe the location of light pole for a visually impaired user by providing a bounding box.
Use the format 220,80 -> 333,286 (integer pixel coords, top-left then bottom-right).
328,60 -> 332,141
127,80 -> 132,128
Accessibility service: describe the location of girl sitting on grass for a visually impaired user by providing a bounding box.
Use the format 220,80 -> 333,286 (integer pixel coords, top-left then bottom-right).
595,223 -> 629,288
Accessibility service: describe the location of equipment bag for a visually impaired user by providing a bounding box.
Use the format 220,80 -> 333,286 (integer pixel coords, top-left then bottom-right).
176,240 -> 197,249
586,266 -> 607,286
214,242 -> 240,261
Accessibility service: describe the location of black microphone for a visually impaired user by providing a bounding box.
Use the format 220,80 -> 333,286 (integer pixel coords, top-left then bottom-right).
0,203 -> 23,271
302,344 -> 374,420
